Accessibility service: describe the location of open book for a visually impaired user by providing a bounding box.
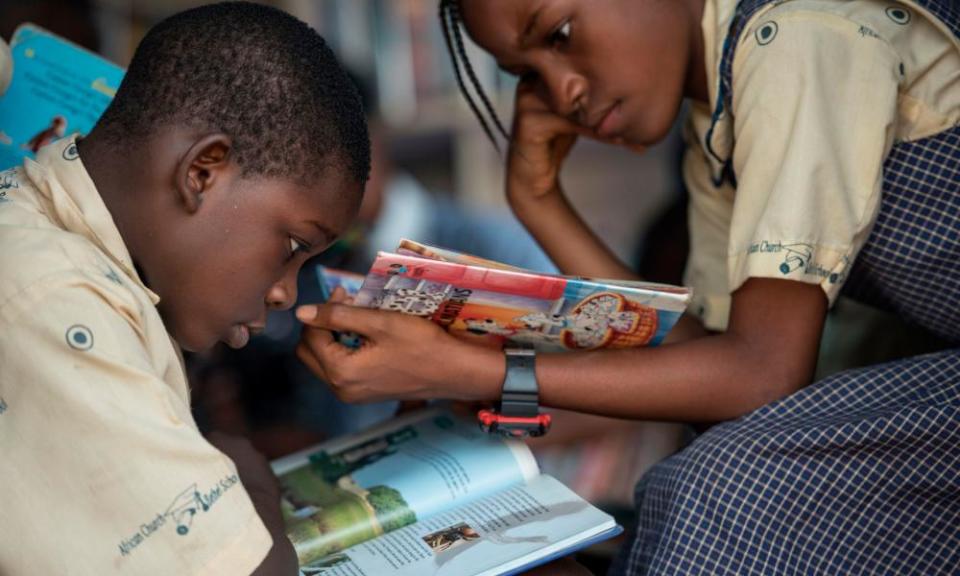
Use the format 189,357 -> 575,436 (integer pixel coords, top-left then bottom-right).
0,24 -> 124,170
271,409 -> 621,575
318,239 -> 691,352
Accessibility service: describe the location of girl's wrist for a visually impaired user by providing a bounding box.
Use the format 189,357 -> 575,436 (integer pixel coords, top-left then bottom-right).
507,182 -> 563,220
441,339 -> 505,402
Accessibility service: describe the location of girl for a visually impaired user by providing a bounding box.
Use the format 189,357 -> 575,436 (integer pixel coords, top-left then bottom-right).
297,0 -> 960,572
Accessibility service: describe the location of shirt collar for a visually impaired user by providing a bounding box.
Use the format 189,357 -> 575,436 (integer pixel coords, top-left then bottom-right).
24,134 -> 160,304
702,0 -> 739,113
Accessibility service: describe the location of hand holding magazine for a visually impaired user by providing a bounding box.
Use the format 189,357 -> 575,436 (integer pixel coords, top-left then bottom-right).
272,409 -> 621,575
318,239 -> 691,352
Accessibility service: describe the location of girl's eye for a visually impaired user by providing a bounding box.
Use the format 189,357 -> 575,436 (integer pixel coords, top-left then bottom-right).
549,20 -> 571,46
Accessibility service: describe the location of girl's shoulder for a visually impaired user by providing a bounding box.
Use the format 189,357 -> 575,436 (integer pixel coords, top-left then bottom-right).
728,0 -> 959,141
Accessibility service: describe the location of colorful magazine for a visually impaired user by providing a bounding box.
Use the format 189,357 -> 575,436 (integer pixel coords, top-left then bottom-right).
0,24 -> 124,170
272,409 -> 621,575
334,240 -> 691,352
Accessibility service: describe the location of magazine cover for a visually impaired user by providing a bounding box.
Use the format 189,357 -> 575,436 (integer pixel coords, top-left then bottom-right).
0,24 -> 124,170
351,250 -> 691,352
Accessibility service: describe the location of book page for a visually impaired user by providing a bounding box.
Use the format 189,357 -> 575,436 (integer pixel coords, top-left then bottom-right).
298,475 -> 619,576
271,410 -> 539,567
396,239 -> 527,272
0,24 -> 124,170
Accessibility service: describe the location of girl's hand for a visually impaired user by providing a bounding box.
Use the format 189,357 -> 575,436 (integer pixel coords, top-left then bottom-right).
295,295 -> 503,404
506,80 -> 590,206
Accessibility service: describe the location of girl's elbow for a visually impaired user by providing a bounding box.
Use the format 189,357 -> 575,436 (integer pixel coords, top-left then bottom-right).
748,368 -> 813,410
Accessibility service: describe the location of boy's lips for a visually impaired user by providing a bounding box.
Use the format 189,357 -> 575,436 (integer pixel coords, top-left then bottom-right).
225,325 -> 249,349
224,324 -> 263,349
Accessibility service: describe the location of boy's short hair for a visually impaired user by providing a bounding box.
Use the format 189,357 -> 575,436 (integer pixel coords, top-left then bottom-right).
98,1 -> 370,184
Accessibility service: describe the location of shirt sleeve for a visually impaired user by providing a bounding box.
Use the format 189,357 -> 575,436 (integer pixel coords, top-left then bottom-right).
726,9 -> 902,303
682,114 -> 737,331
0,274 -> 273,575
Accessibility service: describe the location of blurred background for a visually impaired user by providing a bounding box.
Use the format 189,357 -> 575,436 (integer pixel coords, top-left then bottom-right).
1,0 -> 691,569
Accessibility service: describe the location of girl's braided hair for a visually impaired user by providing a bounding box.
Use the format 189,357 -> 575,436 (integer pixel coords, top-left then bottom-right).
438,0 -> 509,151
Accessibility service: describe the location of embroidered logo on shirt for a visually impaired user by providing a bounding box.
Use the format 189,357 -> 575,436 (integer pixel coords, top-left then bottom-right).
65,324 -> 94,351
756,21 -> 778,46
0,169 -> 18,202
104,267 -> 123,286
885,6 -> 911,25
117,474 -> 240,557
62,142 -> 79,161
0,397 -> 8,415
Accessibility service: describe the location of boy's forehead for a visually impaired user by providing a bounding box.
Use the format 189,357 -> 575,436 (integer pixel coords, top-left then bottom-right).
259,174 -> 362,235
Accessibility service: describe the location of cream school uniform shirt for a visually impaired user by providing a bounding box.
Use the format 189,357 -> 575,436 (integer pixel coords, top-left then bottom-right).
684,0 -> 960,330
0,136 -> 273,574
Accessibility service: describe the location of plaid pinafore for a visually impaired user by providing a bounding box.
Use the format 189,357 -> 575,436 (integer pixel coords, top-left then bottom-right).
615,1 -> 960,574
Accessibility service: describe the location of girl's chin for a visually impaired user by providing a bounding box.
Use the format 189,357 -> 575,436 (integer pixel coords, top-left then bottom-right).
592,133 -> 649,154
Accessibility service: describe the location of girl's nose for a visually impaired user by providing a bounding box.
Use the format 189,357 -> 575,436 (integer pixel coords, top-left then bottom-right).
545,67 -> 587,119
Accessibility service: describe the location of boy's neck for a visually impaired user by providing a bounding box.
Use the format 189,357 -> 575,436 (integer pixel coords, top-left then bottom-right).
684,0 -> 710,105
76,130 -> 154,287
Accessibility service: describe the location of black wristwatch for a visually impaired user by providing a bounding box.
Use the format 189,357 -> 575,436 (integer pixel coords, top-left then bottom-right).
478,347 -> 551,438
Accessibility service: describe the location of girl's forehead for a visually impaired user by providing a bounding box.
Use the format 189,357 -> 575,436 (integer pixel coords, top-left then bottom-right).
460,0 -> 541,52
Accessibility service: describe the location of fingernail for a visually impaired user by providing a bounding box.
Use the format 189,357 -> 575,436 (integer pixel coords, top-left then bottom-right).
296,305 -> 317,321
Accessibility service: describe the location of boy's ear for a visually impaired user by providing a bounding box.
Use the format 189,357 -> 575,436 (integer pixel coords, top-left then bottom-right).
174,134 -> 232,214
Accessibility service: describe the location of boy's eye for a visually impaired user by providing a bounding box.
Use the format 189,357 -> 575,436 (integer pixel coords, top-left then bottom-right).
287,236 -> 311,261
549,20 -> 571,46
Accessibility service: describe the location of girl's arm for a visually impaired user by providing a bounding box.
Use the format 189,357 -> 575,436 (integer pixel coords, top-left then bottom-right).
504,82 -> 709,344
503,81 -> 637,280
536,277 -> 826,421
296,276 -> 825,423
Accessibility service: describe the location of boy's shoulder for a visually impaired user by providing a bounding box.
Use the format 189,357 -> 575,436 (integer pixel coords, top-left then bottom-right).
0,165 -> 145,321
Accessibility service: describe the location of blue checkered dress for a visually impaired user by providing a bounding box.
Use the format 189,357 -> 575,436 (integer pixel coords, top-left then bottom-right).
615,1 -> 960,574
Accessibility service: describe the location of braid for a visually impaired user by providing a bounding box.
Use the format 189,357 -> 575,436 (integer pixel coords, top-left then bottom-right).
448,1 -> 509,141
438,0 -> 508,152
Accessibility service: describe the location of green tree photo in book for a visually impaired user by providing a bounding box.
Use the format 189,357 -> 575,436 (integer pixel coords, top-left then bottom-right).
271,410 -> 621,575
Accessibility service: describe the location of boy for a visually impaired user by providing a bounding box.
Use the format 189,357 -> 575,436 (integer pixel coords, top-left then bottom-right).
0,3 -> 369,574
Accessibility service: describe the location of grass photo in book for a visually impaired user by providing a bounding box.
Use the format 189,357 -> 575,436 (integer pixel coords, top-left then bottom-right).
280,425 -> 421,564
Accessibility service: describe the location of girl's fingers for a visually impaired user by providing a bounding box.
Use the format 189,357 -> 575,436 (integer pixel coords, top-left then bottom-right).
296,302 -> 391,338
515,109 -> 592,143
327,285 -> 354,305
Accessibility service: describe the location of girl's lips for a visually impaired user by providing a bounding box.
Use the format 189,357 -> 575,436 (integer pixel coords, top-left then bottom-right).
225,324 -> 250,349
595,101 -> 624,139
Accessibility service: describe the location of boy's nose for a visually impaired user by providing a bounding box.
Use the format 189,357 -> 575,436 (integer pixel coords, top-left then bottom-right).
266,276 -> 298,311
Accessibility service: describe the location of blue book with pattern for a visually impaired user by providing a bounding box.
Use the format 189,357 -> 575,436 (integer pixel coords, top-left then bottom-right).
0,24 -> 124,170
